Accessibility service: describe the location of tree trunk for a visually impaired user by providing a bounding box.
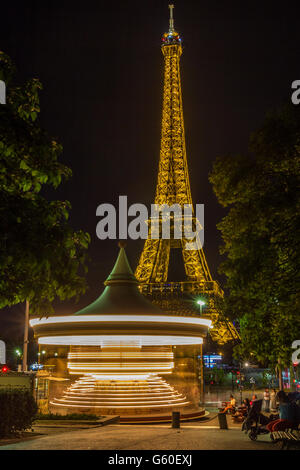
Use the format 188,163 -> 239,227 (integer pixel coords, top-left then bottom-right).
22,300 -> 30,372
278,358 -> 283,391
289,365 -> 296,392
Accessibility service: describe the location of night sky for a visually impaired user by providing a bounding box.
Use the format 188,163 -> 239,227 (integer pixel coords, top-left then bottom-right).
0,0 -> 299,345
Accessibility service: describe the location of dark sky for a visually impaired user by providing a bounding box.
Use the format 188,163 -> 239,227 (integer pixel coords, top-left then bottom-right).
1,0 -> 299,342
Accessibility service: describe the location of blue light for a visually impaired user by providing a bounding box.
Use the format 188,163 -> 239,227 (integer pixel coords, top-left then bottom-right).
30,363 -> 44,371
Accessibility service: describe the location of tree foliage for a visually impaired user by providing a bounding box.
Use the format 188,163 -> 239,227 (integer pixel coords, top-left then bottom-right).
210,104 -> 300,368
0,51 -> 90,315
0,388 -> 37,437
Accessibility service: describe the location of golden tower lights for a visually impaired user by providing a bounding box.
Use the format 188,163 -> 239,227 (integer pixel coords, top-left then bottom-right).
135,5 -> 239,344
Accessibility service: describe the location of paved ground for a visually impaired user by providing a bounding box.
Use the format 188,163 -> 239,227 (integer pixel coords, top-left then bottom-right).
0,420 -> 279,450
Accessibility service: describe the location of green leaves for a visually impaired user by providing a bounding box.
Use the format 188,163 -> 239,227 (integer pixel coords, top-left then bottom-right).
210,104 -> 300,369
0,52 -> 90,316
19,160 -> 29,170
0,389 -> 37,437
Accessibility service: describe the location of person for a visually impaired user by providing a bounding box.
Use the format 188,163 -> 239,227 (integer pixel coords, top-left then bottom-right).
250,394 -> 257,406
222,394 -> 236,414
235,398 -> 251,413
232,398 -> 251,421
243,398 -> 251,413
270,389 -> 277,411
266,390 -> 297,432
262,388 -> 270,412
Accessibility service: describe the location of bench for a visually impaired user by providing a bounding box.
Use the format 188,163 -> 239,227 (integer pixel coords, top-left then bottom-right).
231,407 -> 248,423
271,430 -> 300,449
218,405 -> 236,415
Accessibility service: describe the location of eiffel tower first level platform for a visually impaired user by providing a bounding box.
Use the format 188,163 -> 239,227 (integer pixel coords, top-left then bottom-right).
135,5 -> 239,345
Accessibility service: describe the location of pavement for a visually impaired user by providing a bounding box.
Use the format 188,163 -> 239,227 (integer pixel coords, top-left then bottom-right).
0,415 -> 280,450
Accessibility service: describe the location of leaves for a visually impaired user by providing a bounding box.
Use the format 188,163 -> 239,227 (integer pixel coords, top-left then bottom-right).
0,52 -> 90,315
210,104 -> 300,368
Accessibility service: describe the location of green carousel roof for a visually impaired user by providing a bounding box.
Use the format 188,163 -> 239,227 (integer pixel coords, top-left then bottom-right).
74,244 -> 163,316
30,244 -> 212,344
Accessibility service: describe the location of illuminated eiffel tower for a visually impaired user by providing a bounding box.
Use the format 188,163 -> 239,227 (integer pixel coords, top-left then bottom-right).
135,5 -> 239,344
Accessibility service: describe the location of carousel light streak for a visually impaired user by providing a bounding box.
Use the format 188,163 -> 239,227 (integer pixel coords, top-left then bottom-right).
67,363 -> 174,374
50,374 -> 190,409
36,335 -> 204,346
30,315 -> 212,328
50,402 -> 190,409
67,363 -> 174,368
68,352 -> 174,359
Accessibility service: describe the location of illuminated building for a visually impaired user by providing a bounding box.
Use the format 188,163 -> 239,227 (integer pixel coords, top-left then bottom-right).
203,355 -> 223,369
135,5 -> 239,344
31,244 -> 211,421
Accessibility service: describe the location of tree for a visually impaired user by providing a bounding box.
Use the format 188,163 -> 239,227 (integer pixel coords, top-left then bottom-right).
0,51 -> 90,315
209,104 -> 300,372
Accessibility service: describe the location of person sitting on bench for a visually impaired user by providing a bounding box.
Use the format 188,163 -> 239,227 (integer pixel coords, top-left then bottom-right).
266,390 -> 297,432
222,395 -> 236,414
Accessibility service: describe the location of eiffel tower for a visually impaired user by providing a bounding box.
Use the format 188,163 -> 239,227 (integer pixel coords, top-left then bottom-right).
135,5 -> 239,344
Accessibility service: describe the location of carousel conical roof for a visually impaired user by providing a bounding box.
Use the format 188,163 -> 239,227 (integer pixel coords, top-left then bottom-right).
74,245 -> 163,316
30,244 -> 212,345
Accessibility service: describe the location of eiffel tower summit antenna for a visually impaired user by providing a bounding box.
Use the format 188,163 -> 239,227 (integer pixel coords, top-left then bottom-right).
169,4 -> 175,33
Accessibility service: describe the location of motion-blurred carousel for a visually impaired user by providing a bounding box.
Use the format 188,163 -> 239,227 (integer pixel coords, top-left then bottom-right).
30,244 -> 212,422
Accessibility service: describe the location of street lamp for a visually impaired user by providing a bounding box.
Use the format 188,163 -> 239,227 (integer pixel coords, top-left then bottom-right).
196,300 -> 206,405
197,299 -> 206,315
15,349 -> 22,372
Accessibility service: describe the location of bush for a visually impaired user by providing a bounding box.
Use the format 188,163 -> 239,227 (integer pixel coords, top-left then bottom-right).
0,389 -> 37,437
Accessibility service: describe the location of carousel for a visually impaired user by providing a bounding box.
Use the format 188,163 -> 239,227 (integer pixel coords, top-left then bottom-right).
30,244 -> 212,422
